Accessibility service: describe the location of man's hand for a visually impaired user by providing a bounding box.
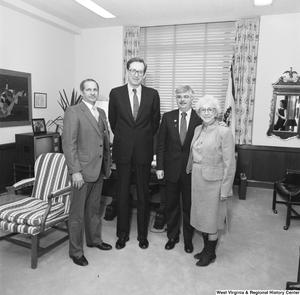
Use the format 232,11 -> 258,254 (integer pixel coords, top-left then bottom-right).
156,170 -> 164,180
72,172 -> 85,190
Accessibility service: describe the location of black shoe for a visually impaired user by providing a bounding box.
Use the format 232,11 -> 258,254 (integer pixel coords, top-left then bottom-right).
70,255 -> 88,266
115,237 -> 129,250
87,242 -> 112,250
138,238 -> 149,249
184,243 -> 194,254
165,238 -> 179,250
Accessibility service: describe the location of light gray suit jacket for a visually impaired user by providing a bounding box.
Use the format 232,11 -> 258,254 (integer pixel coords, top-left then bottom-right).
186,121 -> 235,197
62,102 -> 111,182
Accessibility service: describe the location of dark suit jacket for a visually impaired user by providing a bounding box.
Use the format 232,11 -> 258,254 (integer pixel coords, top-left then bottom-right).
108,84 -> 160,165
156,108 -> 202,183
62,102 -> 111,182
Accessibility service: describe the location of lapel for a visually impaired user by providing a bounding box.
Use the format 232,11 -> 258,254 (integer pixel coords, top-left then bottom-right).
79,102 -> 101,137
120,84 -> 135,121
171,109 -> 181,143
190,124 -> 202,150
135,85 -> 148,121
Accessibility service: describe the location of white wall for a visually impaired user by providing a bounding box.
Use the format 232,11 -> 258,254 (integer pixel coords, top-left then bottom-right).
0,5 -> 76,144
1,4 -> 300,149
253,13 -> 300,148
75,27 -> 124,115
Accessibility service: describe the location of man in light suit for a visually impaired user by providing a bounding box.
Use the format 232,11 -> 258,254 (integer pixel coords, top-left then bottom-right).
108,57 -> 160,250
156,85 -> 202,254
62,79 -> 112,267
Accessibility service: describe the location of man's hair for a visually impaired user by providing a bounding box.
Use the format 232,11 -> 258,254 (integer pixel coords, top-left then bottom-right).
126,57 -> 147,74
175,85 -> 194,95
80,79 -> 99,91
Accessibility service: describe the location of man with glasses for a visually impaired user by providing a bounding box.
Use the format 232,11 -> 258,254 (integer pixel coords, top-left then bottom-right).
156,85 -> 201,254
108,57 -> 160,250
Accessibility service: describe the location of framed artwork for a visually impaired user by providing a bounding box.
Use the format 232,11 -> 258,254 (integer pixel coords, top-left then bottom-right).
31,118 -> 46,134
0,68 -> 32,127
34,92 -> 47,108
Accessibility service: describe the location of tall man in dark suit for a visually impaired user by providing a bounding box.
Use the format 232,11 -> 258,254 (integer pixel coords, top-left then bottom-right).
156,85 -> 202,254
108,57 -> 160,250
62,79 -> 112,267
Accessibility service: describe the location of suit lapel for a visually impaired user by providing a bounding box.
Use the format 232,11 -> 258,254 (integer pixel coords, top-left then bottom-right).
79,103 -> 101,136
121,84 -> 134,121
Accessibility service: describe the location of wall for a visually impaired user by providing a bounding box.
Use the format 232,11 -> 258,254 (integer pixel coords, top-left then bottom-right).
0,4 -> 76,144
253,13 -> 300,148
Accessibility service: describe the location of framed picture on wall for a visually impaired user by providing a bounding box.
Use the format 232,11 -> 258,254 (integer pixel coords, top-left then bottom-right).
0,68 -> 32,127
34,92 -> 47,108
31,118 -> 47,134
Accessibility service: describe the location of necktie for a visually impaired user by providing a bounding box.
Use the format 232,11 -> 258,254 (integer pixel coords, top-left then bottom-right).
91,106 -> 99,122
133,89 -> 139,121
180,112 -> 187,144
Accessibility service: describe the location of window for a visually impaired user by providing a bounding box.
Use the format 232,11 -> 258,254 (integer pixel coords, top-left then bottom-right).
139,22 -> 235,115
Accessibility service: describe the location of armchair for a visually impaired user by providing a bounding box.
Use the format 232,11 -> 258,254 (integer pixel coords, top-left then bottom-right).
0,153 -> 71,269
272,169 -> 300,230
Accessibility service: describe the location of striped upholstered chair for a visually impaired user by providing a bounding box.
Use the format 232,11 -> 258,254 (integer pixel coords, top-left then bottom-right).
0,153 -> 71,269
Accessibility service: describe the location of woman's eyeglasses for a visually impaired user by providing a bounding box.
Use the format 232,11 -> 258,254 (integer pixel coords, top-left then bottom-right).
199,107 -> 215,114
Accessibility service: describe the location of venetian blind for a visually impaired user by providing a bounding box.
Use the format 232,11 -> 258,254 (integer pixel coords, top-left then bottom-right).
139,22 -> 236,115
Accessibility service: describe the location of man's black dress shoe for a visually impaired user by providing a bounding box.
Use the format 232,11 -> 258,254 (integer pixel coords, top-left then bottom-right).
138,238 -> 149,249
184,243 -> 194,254
87,242 -> 112,250
70,255 -> 89,266
115,237 -> 129,250
165,238 -> 179,250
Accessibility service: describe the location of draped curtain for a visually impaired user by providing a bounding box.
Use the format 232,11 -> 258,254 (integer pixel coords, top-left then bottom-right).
233,18 -> 260,145
123,27 -> 140,84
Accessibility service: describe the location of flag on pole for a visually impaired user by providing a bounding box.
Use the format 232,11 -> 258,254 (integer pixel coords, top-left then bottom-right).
223,64 -> 236,142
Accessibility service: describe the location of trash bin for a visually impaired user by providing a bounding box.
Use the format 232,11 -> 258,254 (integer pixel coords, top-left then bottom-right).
239,173 -> 247,200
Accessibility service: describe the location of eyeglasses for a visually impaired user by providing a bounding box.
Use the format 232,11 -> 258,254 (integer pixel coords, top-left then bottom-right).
176,95 -> 193,99
128,68 -> 145,76
199,107 -> 215,114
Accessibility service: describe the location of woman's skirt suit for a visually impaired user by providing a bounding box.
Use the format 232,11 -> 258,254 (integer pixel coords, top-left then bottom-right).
186,121 -> 235,234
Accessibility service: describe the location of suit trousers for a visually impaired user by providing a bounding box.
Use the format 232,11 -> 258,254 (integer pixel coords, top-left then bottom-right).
116,156 -> 151,239
69,175 -> 104,257
165,172 -> 194,244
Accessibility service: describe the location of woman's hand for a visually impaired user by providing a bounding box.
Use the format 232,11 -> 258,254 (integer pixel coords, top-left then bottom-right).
220,195 -> 228,202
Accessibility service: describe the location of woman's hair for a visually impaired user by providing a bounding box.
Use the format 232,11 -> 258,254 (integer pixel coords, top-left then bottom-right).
280,99 -> 287,109
195,95 -> 221,116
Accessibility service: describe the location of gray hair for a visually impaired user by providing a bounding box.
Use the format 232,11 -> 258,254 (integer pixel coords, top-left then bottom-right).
195,95 -> 221,116
175,85 -> 194,95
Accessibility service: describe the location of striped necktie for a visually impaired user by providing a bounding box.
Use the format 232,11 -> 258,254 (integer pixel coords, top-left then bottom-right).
133,89 -> 139,121
91,106 -> 99,122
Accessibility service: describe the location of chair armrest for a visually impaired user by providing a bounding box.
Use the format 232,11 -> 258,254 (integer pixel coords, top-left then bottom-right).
40,185 -> 71,231
6,178 -> 35,194
47,185 -> 72,200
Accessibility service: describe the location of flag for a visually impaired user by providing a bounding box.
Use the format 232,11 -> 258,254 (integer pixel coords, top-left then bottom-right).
223,64 -> 236,142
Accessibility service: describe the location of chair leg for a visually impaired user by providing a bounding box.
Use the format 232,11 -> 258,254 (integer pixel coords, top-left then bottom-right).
31,235 -> 38,269
272,190 -> 278,213
284,203 -> 292,230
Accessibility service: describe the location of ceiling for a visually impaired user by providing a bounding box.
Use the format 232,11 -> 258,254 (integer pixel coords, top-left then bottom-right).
1,0 -> 300,33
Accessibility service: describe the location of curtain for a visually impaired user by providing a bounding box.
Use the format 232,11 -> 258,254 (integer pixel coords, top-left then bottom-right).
123,27 -> 140,84
233,18 -> 260,145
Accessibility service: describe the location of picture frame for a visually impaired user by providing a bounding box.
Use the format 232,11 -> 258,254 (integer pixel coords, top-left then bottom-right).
34,92 -> 47,108
0,68 -> 32,127
31,118 -> 47,134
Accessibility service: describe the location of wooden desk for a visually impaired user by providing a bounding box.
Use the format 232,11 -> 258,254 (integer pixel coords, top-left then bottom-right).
102,165 -> 166,229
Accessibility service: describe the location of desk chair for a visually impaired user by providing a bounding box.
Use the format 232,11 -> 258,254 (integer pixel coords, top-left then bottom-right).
272,169 -> 300,230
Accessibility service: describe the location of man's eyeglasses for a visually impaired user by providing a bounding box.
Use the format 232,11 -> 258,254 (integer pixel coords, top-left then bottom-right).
176,95 -> 192,99
199,107 -> 215,114
129,68 -> 145,76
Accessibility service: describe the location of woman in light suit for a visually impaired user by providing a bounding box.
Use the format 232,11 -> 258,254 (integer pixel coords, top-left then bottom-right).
186,95 -> 235,267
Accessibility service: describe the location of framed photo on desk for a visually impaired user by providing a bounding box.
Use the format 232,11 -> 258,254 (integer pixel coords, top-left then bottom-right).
31,118 -> 46,134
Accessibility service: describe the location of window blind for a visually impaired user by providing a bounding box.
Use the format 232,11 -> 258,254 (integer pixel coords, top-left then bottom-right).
139,22 -> 236,115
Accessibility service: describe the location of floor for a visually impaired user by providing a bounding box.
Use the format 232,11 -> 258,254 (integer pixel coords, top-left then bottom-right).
0,186 -> 299,295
